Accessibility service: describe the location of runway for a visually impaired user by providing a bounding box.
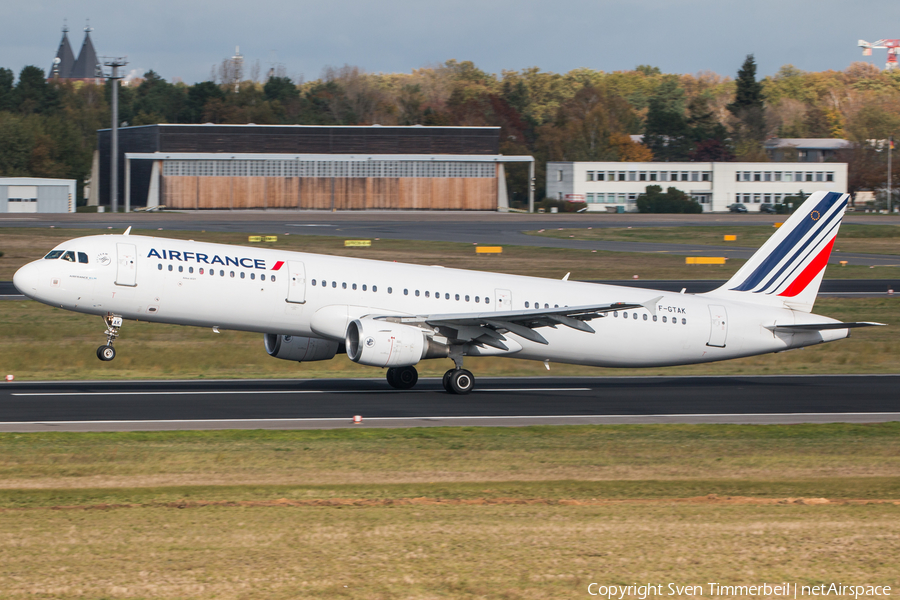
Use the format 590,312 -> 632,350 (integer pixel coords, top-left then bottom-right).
1,375 -> 897,432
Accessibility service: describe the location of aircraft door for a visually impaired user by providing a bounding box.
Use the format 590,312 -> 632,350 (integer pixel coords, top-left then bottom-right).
115,243 -> 137,287
707,305 -> 727,347
286,261 -> 306,304
495,289 -> 511,311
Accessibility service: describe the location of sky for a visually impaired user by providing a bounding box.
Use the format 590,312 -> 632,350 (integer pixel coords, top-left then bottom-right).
4,0 -> 900,85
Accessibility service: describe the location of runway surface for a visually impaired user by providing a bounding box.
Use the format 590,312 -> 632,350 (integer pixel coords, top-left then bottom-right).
1,375 -> 897,432
3,212 -> 899,266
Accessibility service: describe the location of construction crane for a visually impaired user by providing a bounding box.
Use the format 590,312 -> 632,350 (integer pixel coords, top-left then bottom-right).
858,39 -> 900,69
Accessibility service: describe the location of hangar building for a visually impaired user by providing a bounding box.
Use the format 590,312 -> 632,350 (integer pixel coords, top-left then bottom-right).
94,124 -> 533,211
0,177 -> 76,213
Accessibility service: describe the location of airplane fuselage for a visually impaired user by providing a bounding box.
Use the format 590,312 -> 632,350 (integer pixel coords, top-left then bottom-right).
14,233 -> 846,370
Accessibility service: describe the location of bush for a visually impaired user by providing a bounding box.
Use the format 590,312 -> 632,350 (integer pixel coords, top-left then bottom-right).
636,185 -> 702,214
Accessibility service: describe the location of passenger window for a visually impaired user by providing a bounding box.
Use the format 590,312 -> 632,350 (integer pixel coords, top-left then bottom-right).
168,265 -> 173,272
331,281 -> 336,288
363,284 -> 367,291
403,289 -> 408,296
663,316 -> 667,323
240,272 -> 245,279
633,313 -> 638,320
158,264 -> 163,270
445,293 -> 449,300
415,290 -> 420,297
486,297 -> 490,303
643,314 -> 648,321
262,274 -> 267,281
199,268 -> 204,274
251,273 -> 255,280
178,266 -> 183,273
623,312 -> 628,319
475,296 -> 480,303
613,311 -> 618,317
352,283 -> 357,290
465,295 -> 470,302
388,287 -> 392,294
342,282 -> 347,289
425,291 -> 430,298
373,286 -> 377,292
77,252 -> 88,264
62,251 -> 76,262
682,318 -> 686,325
455,294 -> 460,300
653,315 -> 657,322
220,270 -> 225,277
312,279 -> 316,286
44,250 -> 64,260
271,276 -> 276,282
189,267 -> 194,274
525,302 -> 530,308
210,270 -> 214,277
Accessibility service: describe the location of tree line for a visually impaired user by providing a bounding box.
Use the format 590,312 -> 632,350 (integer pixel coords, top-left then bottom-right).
2,56 -> 900,207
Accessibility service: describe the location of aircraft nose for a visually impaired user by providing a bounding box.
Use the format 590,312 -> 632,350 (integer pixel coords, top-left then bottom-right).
13,262 -> 41,300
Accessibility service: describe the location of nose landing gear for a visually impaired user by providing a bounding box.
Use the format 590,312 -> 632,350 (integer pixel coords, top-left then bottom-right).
97,314 -> 122,362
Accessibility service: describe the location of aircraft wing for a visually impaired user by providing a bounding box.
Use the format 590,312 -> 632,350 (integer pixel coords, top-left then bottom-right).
765,321 -> 885,332
376,297 -> 662,347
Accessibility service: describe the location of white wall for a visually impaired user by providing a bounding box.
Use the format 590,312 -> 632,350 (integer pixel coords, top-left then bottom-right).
546,162 -> 848,212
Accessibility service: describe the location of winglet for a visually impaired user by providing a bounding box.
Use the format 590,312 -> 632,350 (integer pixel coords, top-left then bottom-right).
562,272 -> 570,281
123,226 -> 132,236
641,296 -> 663,316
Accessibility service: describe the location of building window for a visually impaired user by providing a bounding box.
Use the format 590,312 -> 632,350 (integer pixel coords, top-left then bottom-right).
628,172 -> 637,181
639,172 -> 647,181
597,172 -> 605,181
586,193 -> 594,203
806,172 -> 814,182
827,172 -> 834,182
774,172 -> 782,182
764,194 -> 772,203
557,170 -> 563,182
586,171 -> 594,182
763,172 -> 771,182
753,194 -> 761,203
753,172 -> 761,182
702,172 -> 711,182
783,172 -> 793,182
618,193 -> 626,203
618,171 -> 626,181
649,172 -> 657,181
660,172 -> 669,182
681,172 -> 689,181
816,172 -> 824,182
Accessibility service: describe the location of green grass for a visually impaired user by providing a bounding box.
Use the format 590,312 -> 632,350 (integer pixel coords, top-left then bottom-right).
2,424 -> 898,491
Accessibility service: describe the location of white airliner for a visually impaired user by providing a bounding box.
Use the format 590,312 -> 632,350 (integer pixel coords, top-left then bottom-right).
13,191 -> 882,394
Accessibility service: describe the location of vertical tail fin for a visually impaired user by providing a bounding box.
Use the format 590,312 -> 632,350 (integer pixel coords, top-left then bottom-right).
704,191 -> 849,312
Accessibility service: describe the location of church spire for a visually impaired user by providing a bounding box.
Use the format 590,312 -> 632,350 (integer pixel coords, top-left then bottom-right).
49,20 -> 76,79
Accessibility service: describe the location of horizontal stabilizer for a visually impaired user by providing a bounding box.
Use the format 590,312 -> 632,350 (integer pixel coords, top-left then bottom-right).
765,321 -> 884,332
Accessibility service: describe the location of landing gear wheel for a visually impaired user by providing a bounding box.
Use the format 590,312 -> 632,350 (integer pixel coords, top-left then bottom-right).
448,369 -> 475,395
97,345 -> 116,361
388,365 -> 418,390
386,367 -> 398,388
442,369 -> 454,392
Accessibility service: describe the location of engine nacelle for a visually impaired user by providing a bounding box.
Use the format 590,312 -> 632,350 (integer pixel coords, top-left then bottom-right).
345,318 -> 447,368
264,334 -> 339,362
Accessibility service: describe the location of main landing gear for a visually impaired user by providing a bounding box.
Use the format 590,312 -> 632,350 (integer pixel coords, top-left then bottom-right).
442,368 -> 474,395
97,314 -> 123,362
386,366 -> 418,390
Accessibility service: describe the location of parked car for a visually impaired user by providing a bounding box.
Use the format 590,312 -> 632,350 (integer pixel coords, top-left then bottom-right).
759,203 -> 776,214
728,204 -> 748,213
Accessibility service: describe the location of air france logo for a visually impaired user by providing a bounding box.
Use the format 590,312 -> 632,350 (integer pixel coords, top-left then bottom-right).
147,248 -> 274,270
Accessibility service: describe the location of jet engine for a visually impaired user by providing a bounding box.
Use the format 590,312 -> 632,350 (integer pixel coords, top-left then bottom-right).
345,318 -> 448,368
264,333 -> 339,362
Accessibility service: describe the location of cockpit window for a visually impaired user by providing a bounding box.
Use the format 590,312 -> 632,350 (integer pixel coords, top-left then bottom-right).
61,251 -> 76,263
77,252 -> 88,264
44,250 -> 64,260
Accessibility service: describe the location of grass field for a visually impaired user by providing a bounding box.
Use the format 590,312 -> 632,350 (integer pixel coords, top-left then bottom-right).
528,223 -> 900,255
0,296 -> 896,380
0,425 -> 898,599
